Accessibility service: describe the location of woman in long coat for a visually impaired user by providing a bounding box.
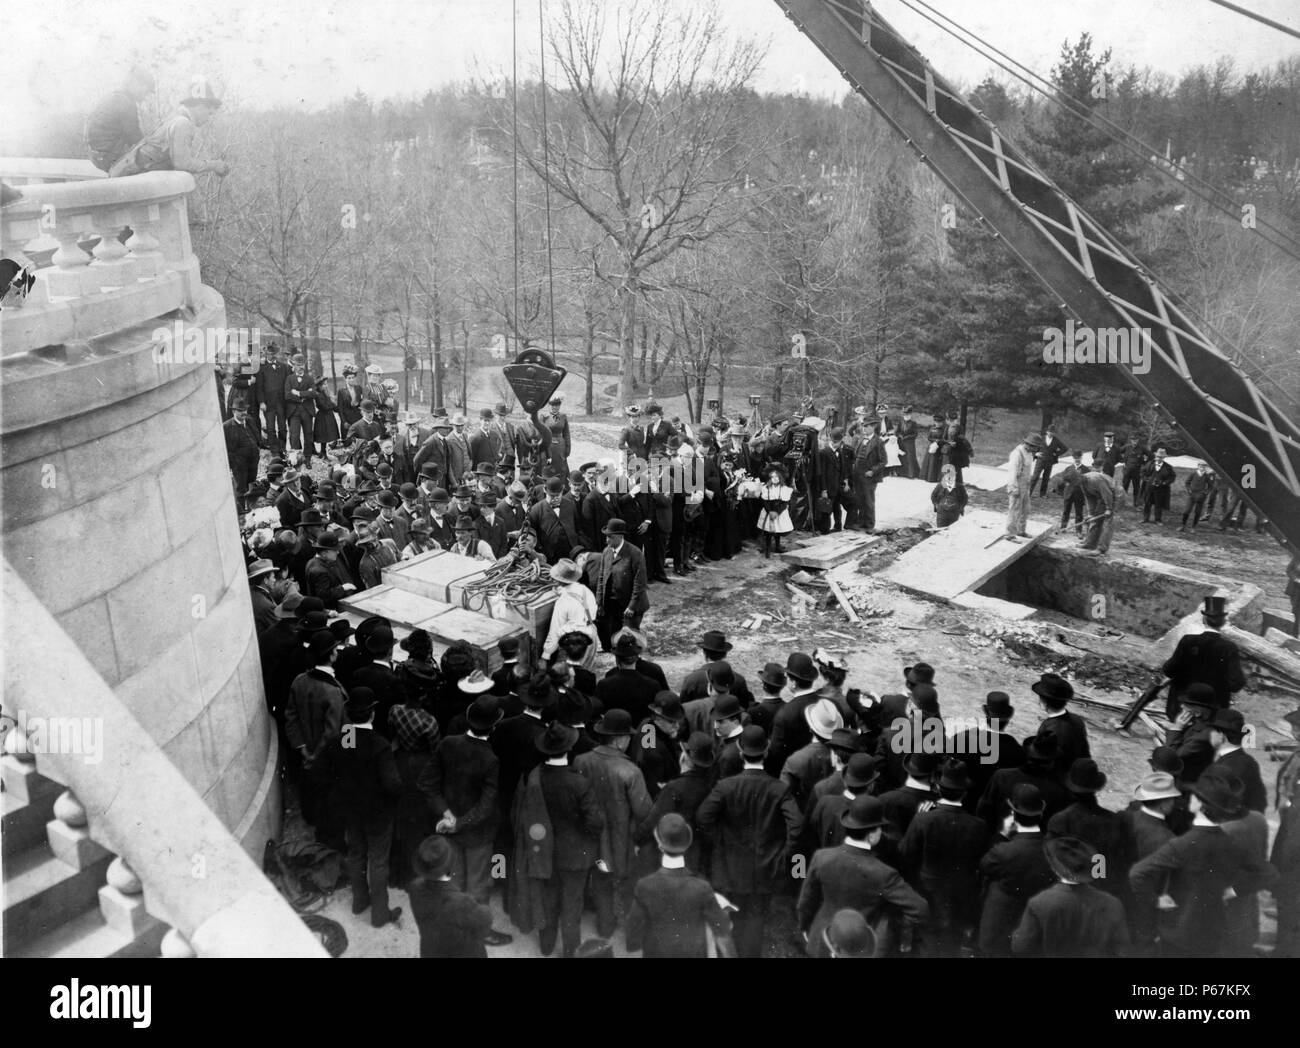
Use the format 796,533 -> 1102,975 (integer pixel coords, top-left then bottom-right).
312,376 -> 341,448
921,413 -> 947,483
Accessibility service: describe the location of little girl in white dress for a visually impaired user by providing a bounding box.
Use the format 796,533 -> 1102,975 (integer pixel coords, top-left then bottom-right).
756,465 -> 794,558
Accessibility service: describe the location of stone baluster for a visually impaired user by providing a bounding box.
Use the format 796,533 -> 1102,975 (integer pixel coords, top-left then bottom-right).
49,788 -> 110,868
160,926 -> 197,958
124,201 -> 166,279
44,219 -> 94,300
88,210 -> 139,289
100,856 -> 157,941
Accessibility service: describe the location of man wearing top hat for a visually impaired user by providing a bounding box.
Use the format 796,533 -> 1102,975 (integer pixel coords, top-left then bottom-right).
1161,595 -> 1245,712
977,784 -> 1055,957
797,794 -> 929,958
304,531 -> 358,610
1004,432 -> 1041,541
626,814 -> 735,958
594,518 -> 649,651
696,725 -> 803,958
575,709 -> 655,938
1130,769 -> 1277,957
1013,836 -> 1129,957
326,685 -> 404,928
900,758 -> 990,956
1031,672 -> 1090,776
510,721 -> 605,958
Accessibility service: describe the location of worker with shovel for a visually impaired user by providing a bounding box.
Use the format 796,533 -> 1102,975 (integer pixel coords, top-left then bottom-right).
1077,470 -> 1116,556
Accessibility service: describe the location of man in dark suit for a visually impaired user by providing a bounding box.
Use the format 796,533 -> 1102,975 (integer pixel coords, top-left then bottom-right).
677,631 -> 755,706
1122,773 -> 1182,865
273,468 -> 310,530
1092,430 -> 1121,478
628,690 -> 687,799
418,694 -> 514,947
580,475 -> 622,551
797,794 -> 929,958
1141,446 -> 1177,523
977,784 -> 1055,957
326,687 -> 403,927
1031,673 -> 1090,776
849,429 -> 888,532
594,519 -> 649,651
878,752 -> 938,841
643,403 -> 678,459
255,344 -> 289,451
408,835 -> 494,958
626,814 -> 735,958
978,732 -> 1072,831
1028,425 -> 1069,497
473,493 -> 511,557
1166,684 -> 1218,785
492,677 -> 552,831
510,721 -> 605,958
350,625 -> 402,739
1162,595 -> 1245,711
948,691 -> 1024,814
899,759 -> 990,956
766,653 -> 823,778
696,726 -> 802,958
223,400 -> 261,514
1013,836 -> 1129,957
527,478 -> 584,565
1047,759 -> 1129,897
284,354 -> 319,464
596,633 -> 661,727
414,418 -> 452,479
304,532 -> 358,611
637,732 -> 717,874
1130,767 -> 1277,957
286,630 -> 349,848
1207,708 -> 1267,813
816,426 -> 856,532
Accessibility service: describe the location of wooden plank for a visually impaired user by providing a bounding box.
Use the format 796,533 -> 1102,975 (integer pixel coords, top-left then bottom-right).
1138,712 -> 1166,744
827,579 -> 860,623
340,585 -> 454,631
952,591 -> 1039,621
779,531 -> 879,569
876,510 -> 1053,600
1224,625 -> 1300,684
1264,626 -> 1300,654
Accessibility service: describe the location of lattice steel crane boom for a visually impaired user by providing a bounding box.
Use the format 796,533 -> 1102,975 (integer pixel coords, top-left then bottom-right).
775,0 -> 1300,556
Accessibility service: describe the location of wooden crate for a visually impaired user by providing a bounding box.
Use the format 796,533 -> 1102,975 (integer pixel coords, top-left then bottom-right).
424,608 -> 528,675
339,584 -> 455,631
383,550 -> 488,604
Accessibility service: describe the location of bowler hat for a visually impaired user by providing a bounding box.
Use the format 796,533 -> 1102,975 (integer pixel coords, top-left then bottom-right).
498,637 -> 520,659
376,490 -> 399,509
466,694 -> 504,732
1045,836 -> 1096,882
685,731 -> 715,768
364,625 -> 395,654
1066,757 -> 1107,794
328,618 -> 353,642
413,834 -> 455,879
494,403 -> 510,416
602,518 -> 627,536
458,669 -> 494,695
910,683 -> 939,712
1031,673 -> 1074,703
904,751 -> 939,779
651,691 -> 685,722
1025,731 -> 1060,764
521,677 -> 557,710
1208,707 -> 1247,742
594,709 -> 635,736
785,652 -> 817,684
983,691 -> 1014,719
301,611 -> 330,632
476,493 -> 499,508
904,663 -> 934,686
711,694 -> 743,722
346,686 -> 377,719
307,629 -> 340,660
1009,783 -> 1046,817
535,721 -> 579,756
827,728 -> 862,755
805,698 -> 844,740
759,662 -> 787,689
1148,746 -> 1184,775
453,485 -> 474,499
429,487 -> 450,503
841,794 -> 888,831
1134,772 -> 1182,803
700,630 -> 732,655
419,463 -> 442,482
844,753 -> 881,790
545,477 -> 565,495
559,631 -> 593,653
653,814 -> 693,856
1180,683 -> 1218,710
452,515 -> 476,532
399,482 -> 418,501
737,724 -> 768,758
938,757 -> 971,792
612,633 -> 644,657
296,596 -> 325,618
312,531 -> 341,551
1023,433 -> 1044,450
826,910 -> 876,958
1192,765 -> 1245,814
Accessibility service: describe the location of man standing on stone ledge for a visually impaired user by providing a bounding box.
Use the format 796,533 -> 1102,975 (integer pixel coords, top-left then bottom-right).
1004,432 -> 1040,543
223,397 -> 260,514
285,354 -> 320,466
594,519 -> 649,652
257,343 -> 289,453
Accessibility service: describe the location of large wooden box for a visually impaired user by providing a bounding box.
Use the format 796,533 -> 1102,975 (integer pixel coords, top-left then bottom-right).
383,550 -> 488,605
423,608 -> 528,674
339,584 -> 454,631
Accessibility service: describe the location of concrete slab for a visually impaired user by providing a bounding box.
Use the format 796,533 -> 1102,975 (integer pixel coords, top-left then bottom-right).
779,531 -> 879,569
876,510 -> 1053,600
873,476 -> 942,529
952,591 -> 1039,620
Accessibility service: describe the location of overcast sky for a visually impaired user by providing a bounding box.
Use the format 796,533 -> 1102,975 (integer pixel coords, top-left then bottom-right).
5,0 -> 1298,138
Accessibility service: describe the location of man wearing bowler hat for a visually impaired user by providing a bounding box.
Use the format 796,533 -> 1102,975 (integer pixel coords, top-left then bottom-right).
1047,758 -> 1127,896
637,731 -> 717,874
625,814 -> 736,958
977,784 -> 1055,957
304,531 -> 358,611
797,794 -> 929,958
629,690 -> 688,799
824,910 -> 877,958
1207,707 -> 1266,813
350,623 -> 403,739
1013,836 -> 1129,957
408,835 -> 494,958
1166,682 -> 1219,785
806,753 -> 881,850
417,694 -> 514,947
977,731 -> 1072,831
1161,595 -> 1245,713
878,752 -> 938,841
1031,672 -> 1090,776
596,632 -> 660,727
677,631 -> 754,706
766,652 -> 823,778
1130,769 -> 1277,957
696,725 -> 802,958
1004,432 -> 1041,542
493,675 -> 555,840
594,518 -> 649,651
287,630 -> 350,847
900,757 -> 990,956
527,477 -> 584,566
326,686 -> 404,928
509,721 -> 604,958
575,709 -> 655,937
949,691 -> 1023,813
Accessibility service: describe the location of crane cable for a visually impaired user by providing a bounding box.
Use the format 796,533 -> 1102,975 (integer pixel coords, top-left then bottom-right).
1205,0 -> 1300,42
512,0 -> 520,356
539,0 -> 559,359
894,0 -> 1300,265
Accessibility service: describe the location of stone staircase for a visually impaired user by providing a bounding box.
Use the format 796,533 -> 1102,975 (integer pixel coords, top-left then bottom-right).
2,748 -> 166,958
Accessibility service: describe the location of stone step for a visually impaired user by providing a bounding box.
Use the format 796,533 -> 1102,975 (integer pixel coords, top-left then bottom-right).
2,787 -> 59,861
6,904 -> 167,959
2,844 -> 112,955
1,753 -> 63,804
